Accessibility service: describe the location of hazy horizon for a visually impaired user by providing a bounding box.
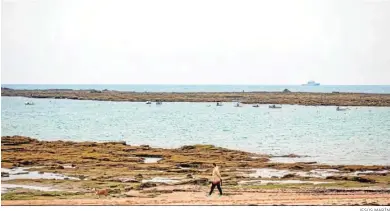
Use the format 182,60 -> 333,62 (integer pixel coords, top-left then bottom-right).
2,83 -> 390,86
2,0 -> 390,85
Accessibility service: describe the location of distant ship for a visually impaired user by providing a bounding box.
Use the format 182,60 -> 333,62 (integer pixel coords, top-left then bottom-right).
302,80 -> 320,86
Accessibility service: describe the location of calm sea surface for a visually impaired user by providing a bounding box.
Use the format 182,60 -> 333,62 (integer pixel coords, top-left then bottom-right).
3,84 -> 390,94
2,96 -> 389,165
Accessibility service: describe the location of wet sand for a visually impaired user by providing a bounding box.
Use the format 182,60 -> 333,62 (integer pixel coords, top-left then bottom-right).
3,191 -> 390,205
2,88 -> 390,106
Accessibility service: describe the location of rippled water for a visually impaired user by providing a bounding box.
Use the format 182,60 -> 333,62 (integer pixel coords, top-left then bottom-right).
2,97 -> 390,165
142,177 -> 179,184
1,167 -> 80,181
1,184 -> 59,193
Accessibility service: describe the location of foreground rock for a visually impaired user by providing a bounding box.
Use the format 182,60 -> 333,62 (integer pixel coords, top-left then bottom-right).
1,136 -> 390,203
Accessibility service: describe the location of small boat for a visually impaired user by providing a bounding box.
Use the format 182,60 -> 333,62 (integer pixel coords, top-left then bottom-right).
336,106 -> 348,111
25,102 -> 34,105
146,101 -> 152,104
252,104 -> 260,108
234,102 -> 242,107
216,102 -> 223,106
302,80 -> 320,86
269,104 -> 282,109
156,101 -> 162,105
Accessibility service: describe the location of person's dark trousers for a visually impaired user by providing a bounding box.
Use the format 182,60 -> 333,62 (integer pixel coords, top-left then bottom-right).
209,182 -> 222,195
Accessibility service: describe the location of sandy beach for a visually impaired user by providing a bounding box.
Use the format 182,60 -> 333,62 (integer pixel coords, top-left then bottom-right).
1,136 -> 389,205
3,191 -> 390,206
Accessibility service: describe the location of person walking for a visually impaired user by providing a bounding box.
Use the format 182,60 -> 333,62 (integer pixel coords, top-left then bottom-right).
208,163 -> 222,197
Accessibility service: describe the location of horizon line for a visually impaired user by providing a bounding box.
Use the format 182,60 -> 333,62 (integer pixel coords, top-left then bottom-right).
2,83 -> 390,86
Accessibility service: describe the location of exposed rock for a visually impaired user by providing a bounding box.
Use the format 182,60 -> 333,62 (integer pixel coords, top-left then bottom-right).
140,145 -> 150,150
123,148 -> 137,152
135,174 -> 143,179
110,177 -> 140,183
124,186 -> 134,192
1,136 -> 38,145
19,161 -> 33,166
282,89 -> 291,93
186,174 -> 193,179
89,89 -> 102,93
180,145 -> 196,150
174,178 -> 209,186
233,175 -> 247,179
138,182 -> 157,189
357,172 -> 387,176
49,165 -> 65,170
224,181 -> 238,186
282,173 -> 296,179
298,162 -> 317,165
1,172 -> 10,177
108,188 -> 121,194
117,141 -> 126,146
176,163 -> 200,168
238,163 -> 249,167
99,158 -> 110,161
276,154 -> 303,158
78,175 -> 87,180
15,171 -> 29,175
252,157 -> 270,162
325,176 -> 349,180
351,176 -> 376,183
289,165 -> 304,170
1,87 -> 13,90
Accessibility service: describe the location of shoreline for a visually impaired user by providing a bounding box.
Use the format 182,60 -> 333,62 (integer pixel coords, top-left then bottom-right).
1,136 -> 390,205
2,88 -> 390,106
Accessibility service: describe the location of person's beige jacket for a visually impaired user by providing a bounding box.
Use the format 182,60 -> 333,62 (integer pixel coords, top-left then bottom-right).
211,166 -> 222,183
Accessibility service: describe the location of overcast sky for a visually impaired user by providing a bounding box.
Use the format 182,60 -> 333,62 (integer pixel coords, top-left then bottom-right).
1,0 -> 390,85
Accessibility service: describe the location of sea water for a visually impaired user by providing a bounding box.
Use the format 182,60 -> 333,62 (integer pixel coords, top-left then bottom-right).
1,96 -> 390,165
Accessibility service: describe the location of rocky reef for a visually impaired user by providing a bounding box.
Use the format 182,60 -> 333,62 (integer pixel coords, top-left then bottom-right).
2,88 -> 390,106
1,136 -> 390,204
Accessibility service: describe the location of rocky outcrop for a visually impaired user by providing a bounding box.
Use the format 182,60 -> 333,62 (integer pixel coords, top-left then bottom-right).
138,182 -> 157,189
282,173 -> 296,179
1,136 -> 38,145
3,89 -> 390,106
351,176 -> 376,183
110,177 -> 140,183
174,178 -> 209,186
1,172 -> 10,177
